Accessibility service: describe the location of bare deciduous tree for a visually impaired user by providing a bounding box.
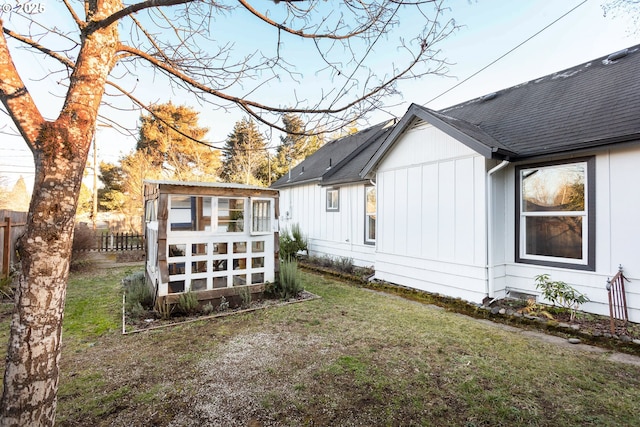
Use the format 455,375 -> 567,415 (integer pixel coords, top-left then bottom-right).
0,0 -> 456,424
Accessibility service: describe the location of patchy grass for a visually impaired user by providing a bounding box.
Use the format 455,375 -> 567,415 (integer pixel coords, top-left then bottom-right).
1,267 -> 640,426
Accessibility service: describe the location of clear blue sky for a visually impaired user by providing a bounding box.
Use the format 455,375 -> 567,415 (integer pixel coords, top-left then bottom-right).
0,0 -> 636,190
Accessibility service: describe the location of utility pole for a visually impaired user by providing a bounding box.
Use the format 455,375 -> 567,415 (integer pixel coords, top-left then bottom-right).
92,135 -> 98,230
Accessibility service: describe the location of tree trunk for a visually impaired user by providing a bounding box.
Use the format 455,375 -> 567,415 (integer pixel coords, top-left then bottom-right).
0,2 -> 120,424
0,140 -> 86,425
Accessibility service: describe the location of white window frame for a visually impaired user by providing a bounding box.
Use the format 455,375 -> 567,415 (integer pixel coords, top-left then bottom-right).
250,197 -> 273,235
364,185 -> 376,245
516,158 -> 594,270
326,188 -> 339,212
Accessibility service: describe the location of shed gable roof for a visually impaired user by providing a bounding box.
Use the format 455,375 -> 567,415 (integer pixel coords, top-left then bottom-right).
363,45 -> 640,176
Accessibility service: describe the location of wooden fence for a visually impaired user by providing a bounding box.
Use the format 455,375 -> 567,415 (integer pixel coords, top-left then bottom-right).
99,231 -> 143,252
1,210 -> 28,280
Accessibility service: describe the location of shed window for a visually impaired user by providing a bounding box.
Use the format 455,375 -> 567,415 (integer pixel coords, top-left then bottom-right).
516,158 -> 594,270
169,196 -> 211,231
217,198 -> 245,232
251,199 -> 271,233
326,188 -> 339,211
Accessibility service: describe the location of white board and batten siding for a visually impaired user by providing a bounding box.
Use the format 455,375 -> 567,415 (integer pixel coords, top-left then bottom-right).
374,122 -> 489,302
279,182 -> 375,267
494,146 -> 640,322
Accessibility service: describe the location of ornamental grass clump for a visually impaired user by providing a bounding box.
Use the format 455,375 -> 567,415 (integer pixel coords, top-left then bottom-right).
534,274 -> 590,322
123,271 -> 154,318
177,290 -> 199,316
278,259 -> 303,299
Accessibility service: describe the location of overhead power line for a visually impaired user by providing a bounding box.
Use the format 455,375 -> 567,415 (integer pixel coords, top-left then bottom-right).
423,0 -> 589,107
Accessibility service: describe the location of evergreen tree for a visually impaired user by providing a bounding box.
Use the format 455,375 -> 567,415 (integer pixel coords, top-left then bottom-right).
76,183 -> 93,217
271,114 -> 324,182
98,161 -> 126,212
137,102 -> 220,181
7,176 -> 31,212
221,118 -> 268,185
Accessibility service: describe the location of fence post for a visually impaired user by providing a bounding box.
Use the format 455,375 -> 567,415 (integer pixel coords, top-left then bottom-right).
2,217 -> 10,279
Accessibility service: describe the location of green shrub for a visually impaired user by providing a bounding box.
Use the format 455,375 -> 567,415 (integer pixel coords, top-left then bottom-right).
155,298 -> 173,320
72,223 -> 98,251
128,302 -> 147,319
239,286 -> 252,308
177,290 -> 199,315
201,302 -> 214,315
217,295 -> 229,312
123,271 -> 153,317
278,259 -> 303,299
264,281 -> 277,298
534,274 -> 590,322
0,265 -> 17,299
335,257 -> 354,274
280,223 -> 308,261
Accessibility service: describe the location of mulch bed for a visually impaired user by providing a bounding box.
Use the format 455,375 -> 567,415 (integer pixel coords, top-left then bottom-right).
123,290 -> 320,334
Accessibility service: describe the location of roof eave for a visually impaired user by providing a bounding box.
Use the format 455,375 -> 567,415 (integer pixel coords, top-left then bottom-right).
361,104 -> 503,178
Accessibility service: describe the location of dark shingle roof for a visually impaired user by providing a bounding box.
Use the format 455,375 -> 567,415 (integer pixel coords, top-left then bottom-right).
363,45 -> 640,176
271,119 -> 395,189
440,45 -> 640,158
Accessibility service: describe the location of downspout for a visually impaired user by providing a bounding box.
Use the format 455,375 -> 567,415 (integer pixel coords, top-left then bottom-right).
486,160 -> 510,299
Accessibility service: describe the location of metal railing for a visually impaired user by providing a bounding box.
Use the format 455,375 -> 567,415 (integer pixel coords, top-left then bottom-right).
606,265 -> 630,335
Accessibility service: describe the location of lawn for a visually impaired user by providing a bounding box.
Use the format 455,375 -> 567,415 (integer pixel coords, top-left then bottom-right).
2,265 -> 640,426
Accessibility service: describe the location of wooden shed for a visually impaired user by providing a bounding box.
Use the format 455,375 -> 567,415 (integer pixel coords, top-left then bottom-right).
143,180 -> 279,307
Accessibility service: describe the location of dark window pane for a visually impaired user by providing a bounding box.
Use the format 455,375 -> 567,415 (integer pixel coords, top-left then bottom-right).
252,241 -> 265,252
191,278 -> 207,291
168,262 -> 185,275
525,216 -> 582,259
192,243 -> 207,255
213,277 -> 227,289
212,243 -> 227,254
169,244 -> 185,257
212,260 -> 227,272
168,281 -> 185,294
233,275 -> 247,286
192,261 -> 207,273
233,258 -> 247,270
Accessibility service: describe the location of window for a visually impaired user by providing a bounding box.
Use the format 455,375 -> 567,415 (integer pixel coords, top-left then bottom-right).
365,185 -> 376,244
217,198 -> 245,232
516,158 -> 594,270
144,199 -> 156,222
169,196 -> 211,231
251,199 -> 271,233
326,188 -> 339,211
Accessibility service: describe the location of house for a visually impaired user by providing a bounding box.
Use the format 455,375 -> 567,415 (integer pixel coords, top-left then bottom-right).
360,45 -> 640,322
143,180 -> 279,306
271,119 -> 395,267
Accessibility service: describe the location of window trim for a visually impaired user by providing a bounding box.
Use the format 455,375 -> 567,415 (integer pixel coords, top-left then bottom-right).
515,157 -> 595,271
364,184 -> 376,245
250,197 -> 272,235
326,188 -> 339,212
